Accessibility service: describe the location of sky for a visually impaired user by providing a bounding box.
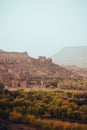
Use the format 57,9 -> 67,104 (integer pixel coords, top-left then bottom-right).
0,0 -> 87,58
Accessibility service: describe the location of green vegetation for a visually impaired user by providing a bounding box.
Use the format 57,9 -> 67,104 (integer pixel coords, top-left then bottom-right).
28,77 -> 87,90
58,79 -> 87,90
0,88 -> 87,130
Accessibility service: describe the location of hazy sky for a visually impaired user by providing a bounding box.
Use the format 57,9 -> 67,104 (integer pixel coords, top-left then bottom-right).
0,0 -> 87,58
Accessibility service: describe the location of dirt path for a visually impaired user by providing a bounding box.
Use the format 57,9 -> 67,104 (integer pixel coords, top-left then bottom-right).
0,123 -> 38,130
8,123 -> 38,130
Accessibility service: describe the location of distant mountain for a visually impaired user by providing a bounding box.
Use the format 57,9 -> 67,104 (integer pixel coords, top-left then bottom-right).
51,46 -> 87,67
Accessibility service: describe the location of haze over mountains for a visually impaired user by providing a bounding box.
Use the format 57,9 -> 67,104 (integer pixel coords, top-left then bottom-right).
52,46 -> 87,67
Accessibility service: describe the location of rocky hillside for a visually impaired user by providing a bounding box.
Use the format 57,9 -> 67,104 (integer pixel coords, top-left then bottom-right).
63,65 -> 87,79
0,50 -> 75,87
52,46 -> 87,67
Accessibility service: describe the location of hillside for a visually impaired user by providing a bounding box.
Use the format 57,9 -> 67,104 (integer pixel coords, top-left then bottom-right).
0,50 -> 74,88
52,46 -> 87,67
63,65 -> 87,79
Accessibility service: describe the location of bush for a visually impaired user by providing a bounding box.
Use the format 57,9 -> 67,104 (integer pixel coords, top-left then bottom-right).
9,110 -> 22,122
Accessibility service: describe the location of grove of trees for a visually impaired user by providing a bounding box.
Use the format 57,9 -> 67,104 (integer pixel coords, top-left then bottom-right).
0,88 -> 87,130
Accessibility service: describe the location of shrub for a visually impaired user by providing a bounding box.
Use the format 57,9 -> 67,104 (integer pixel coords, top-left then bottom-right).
9,110 -> 22,122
